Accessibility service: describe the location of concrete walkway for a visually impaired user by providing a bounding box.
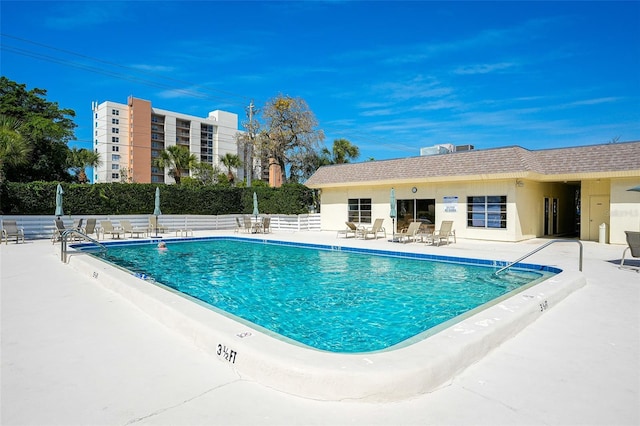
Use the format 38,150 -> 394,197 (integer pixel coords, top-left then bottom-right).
1,232 -> 639,425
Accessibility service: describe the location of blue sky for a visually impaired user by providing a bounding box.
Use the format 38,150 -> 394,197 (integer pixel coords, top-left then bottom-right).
2,1 -> 639,162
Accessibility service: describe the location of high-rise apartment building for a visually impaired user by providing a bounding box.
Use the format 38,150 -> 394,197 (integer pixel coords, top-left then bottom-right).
92,96 -> 241,184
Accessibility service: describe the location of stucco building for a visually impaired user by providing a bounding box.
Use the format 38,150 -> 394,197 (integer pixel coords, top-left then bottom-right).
305,141 -> 640,245
92,97 -> 240,184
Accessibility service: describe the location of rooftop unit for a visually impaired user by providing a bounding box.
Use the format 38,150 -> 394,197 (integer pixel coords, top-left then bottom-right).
420,144 -> 454,156
419,144 -> 475,156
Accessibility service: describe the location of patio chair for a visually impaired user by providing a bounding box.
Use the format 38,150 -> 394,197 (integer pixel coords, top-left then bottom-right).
262,217 -> 271,234
426,220 -> 455,246
243,216 -> 253,233
148,216 -> 168,234
619,231 -> 640,272
119,220 -> 147,238
361,218 -> 386,240
1,220 -> 25,244
71,218 -> 83,230
337,221 -> 360,238
82,218 -> 99,239
397,221 -> 422,243
51,218 -> 66,243
98,220 -> 123,239
234,217 -> 243,233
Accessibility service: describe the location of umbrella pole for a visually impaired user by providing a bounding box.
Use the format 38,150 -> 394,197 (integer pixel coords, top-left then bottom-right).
155,214 -> 158,238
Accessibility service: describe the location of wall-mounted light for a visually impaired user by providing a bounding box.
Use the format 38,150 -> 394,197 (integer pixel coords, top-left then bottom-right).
516,179 -> 524,187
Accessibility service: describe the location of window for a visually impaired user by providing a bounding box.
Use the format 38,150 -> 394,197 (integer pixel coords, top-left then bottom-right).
112,137 -> 119,143
112,154 -> 120,161
112,118 -> 119,124
112,128 -> 119,133
348,198 -> 372,224
467,196 -> 507,228
112,109 -> 119,116
111,164 -> 119,170
111,173 -> 119,179
112,146 -> 119,152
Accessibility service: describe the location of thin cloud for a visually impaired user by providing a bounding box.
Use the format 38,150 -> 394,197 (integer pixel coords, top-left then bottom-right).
453,62 -> 517,75
44,3 -> 133,29
563,97 -> 621,107
130,64 -> 176,74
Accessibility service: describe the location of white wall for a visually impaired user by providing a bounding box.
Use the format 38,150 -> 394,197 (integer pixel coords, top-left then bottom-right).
320,180 -> 525,242
610,178 -> 640,244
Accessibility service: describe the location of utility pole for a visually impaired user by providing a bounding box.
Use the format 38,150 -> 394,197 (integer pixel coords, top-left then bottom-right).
245,100 -> 256,187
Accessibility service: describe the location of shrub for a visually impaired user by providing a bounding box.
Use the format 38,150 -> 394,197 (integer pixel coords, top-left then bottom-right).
0,181 -> 315,215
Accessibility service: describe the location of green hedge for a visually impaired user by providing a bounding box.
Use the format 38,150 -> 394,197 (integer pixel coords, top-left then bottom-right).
0,182 -> 315,215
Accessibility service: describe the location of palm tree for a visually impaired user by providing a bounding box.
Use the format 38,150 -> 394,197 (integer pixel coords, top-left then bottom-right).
153,145 -> 198,184
323,138 -> 360,164
67,147 -> 101,183
220,153 -> 242,184
0,115 -> 30,182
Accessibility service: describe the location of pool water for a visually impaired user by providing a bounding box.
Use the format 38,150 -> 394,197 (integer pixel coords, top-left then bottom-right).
94,239 -> 554,353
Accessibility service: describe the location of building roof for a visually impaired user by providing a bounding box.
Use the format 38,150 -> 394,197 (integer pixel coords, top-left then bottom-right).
305,141 -> 640,188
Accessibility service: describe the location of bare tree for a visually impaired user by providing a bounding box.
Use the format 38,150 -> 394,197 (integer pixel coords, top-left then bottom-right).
257,94 -> 324,184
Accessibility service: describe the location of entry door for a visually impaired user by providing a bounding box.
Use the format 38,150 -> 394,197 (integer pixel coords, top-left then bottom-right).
552,198 -> 558,234
544,197 -> 559,236
544,198 -> 550,235
588,196 -> 610,241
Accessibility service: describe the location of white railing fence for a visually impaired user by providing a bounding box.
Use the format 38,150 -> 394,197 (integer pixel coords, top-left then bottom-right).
0,214 -> 322,240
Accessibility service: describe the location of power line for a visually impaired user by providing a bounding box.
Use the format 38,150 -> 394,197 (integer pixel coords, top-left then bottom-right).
1,33 -> 257,107
2,34 -> 410,160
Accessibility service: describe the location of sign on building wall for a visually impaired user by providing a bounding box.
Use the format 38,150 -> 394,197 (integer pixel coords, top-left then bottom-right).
443,196 -> 458,213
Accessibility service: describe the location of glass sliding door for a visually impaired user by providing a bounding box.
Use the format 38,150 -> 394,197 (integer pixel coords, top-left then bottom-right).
396,199 -> 435,231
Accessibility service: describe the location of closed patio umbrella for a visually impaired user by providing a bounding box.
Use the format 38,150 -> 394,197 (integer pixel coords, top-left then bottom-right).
253,192 -> 259,219
390,187 -> 397,242
152,187 -> 162,237
55,184 -> 64,218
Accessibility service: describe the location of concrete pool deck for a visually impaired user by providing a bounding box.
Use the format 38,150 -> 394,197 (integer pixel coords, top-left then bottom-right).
2,231 -> 639,425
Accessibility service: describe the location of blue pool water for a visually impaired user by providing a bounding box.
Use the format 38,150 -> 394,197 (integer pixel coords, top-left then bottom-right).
91,238 -> 556,353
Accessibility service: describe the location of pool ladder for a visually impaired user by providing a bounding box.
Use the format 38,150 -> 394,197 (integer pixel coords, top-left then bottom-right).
494,239 -> 583,275
61,229 -> 107,263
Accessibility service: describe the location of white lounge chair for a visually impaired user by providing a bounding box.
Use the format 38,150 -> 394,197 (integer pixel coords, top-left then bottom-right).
337,221 -> 360,238
426,221 -> 456,246
98,220 -> 123,239
119,220 -> 147,238
397,221 -> 422,243
361,218 -> 386,240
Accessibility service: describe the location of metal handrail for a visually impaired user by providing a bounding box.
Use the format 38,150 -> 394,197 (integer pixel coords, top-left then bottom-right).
494,239 -> 583,275
61,229 -> 107,263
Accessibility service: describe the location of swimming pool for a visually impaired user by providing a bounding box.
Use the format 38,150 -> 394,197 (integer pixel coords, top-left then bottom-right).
69,235 -> 582,401
89,237 -> 555,353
